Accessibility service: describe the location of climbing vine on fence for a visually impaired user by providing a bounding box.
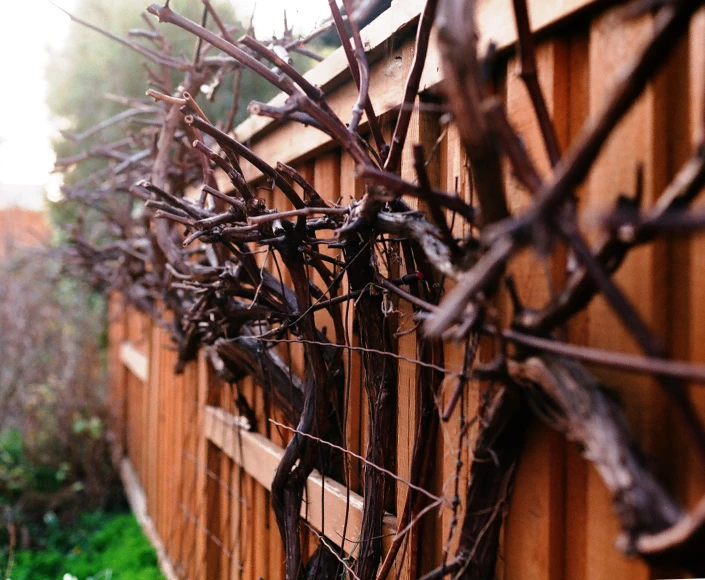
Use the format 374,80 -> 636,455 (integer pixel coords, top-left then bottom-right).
56,0 -> 705,577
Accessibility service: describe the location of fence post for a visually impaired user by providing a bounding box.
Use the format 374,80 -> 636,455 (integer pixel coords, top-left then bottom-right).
108,292 -> 127,465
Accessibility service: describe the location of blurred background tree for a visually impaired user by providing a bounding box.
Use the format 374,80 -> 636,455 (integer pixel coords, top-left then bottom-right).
45,0 -> 317,188
48,0 -> 242,189
44,0 -> 335,238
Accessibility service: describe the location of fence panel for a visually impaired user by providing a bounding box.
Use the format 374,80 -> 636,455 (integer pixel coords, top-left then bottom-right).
106,2 -> 705,579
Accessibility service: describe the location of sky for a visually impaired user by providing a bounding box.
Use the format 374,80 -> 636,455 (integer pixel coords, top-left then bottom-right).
0,0 -> 77,209
0,0 -> 328,211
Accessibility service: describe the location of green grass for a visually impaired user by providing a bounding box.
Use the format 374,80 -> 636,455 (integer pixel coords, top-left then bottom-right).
4,512 -> 164,580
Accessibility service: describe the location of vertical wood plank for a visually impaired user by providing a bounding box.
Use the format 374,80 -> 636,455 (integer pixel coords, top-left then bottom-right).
312,151 -> 342,346
582,8 -> 674,579
160,325 -> 171,545
252,380 -> 270,580
687,6 -> 705,504
395,49 -> 442,575
340,151 -> 365,495
278,163 -> 312,381
146,314 -> 159,519
312,149 -> 348,559
502,38 -> 569,580
438,124 -> 478,570
230,447 -> 243,580
203,372 -> 224,579
240,378 -> 256,580
655,27 -> 692,580
156,329 -> 165,542
203,439 -> 223,579
563,24 -> 591,580
177,360 -> 197,578
166,349 -> 183,566
219,383 -> 233,580
268,404 -> 287,580
680,6 -> 705,513
108,293 -> 127,464
195,353 -> 210,579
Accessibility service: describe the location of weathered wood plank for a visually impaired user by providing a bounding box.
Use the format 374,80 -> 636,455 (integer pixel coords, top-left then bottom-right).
236,379 -> 252,580
218,384 -> 233,580
120,340 -> 148,382
204,406 -> 397,552
581,7 -> 675,578
438,123 -> 477,568
502,37 -> 569,580
339,151 -> 365,497
395,63 -> 443,577
681,6 -> 705,513
267,404 -> 287,580
251,380 -> 270,580
194,353 -> 211,580
563,22 -> 591,580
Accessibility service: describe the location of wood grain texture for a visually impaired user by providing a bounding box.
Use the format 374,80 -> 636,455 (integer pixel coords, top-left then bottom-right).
683,8 -> 705,511
227,0 -> 601,189
437,124 -> 478,569
580,7 -> 675,579
339,151 -> 366,497
205,406 -> 397,551
394,43 -> 426,580
563,22 -> 591,580
502,38 -> 568,580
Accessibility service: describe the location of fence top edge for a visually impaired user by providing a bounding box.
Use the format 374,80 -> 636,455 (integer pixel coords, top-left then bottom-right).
234,0 -> 426,145
233,0 -> 599,150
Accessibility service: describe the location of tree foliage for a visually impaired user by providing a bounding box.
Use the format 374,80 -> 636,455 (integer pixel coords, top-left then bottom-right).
46,0 -> 276,188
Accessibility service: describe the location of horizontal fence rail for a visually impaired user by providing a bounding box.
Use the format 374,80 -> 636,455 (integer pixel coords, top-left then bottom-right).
204,406 -> 397,552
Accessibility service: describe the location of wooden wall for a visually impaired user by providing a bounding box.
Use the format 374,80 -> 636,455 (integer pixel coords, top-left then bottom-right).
108,2 -> 705,579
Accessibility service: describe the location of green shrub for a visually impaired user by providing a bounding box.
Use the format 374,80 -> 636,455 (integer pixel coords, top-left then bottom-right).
4,511 -> 164,580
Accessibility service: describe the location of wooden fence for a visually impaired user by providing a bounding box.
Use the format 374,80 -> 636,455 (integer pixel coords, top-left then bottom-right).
109,1 -> 705,578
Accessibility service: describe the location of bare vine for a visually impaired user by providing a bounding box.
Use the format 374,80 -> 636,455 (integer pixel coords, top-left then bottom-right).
54,0 -> 705,577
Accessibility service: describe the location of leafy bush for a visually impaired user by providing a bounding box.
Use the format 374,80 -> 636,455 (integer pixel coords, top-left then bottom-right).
0,249 -> 122,551
3,511 -> 164,580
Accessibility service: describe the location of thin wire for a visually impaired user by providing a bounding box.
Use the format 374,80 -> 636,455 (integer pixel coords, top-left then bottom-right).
269,419 -> 449,507
181,450 -> 248,505
177,503 -> 235,559
250,336 -> 461,377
